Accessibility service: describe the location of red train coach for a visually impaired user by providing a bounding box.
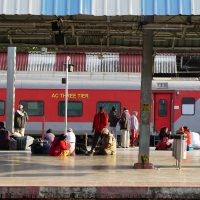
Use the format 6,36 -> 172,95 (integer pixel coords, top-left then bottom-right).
1,72 -> 200,138
0,72 -> 141,135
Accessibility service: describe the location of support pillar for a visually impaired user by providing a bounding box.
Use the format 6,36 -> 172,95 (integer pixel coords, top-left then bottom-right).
6,47 -> 16,133
134,17 -> 154,169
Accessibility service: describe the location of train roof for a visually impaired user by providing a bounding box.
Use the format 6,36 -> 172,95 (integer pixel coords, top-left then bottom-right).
0,71 -> 200,91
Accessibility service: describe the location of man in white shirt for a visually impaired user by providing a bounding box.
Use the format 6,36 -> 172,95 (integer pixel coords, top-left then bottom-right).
14,104 -> 28,137
130,111 -> 139,147
65,128 -> 76,155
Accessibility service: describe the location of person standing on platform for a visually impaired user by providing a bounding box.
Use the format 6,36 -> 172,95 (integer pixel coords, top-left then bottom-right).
130,111 -> 139,147
119,107 -> 130,148
14,104 -> 28,137
183,126 -> 191,151
108,106 -> 119,142
88,106 -> 109,154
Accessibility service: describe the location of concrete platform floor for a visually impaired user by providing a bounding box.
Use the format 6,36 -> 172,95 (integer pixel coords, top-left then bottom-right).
0,148 -> 200,199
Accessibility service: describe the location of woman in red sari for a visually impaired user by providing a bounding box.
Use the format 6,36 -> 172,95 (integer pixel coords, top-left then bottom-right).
49,134 -> 70,157
156,127 -> 172,150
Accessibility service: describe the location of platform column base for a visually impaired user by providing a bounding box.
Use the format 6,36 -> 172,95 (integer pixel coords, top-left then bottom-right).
133,163 -> 154,169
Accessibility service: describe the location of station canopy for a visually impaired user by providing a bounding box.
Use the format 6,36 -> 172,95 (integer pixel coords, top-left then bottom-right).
1,0 -> 200,51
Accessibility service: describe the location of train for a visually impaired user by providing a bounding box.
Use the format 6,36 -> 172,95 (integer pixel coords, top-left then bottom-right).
0,71 -> 200,137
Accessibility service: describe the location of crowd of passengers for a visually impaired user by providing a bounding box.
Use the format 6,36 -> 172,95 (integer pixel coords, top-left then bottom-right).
0,105 -> 194,156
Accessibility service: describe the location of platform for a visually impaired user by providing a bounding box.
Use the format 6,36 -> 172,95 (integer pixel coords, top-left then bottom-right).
0,148 -> 200,199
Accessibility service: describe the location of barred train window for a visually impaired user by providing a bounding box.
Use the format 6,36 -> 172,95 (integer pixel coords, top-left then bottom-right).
58,101 -> 83,117
20,101 -> 44,116
182,98 -> 195,115
158,99 -> 167,117
0,101 -> 5,115
97,101 -> 121,116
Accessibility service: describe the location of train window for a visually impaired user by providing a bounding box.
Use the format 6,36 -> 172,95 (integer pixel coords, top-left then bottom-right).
0,101 -> 5,115
20,101 -> 44,116
97,101 -> 121,116
58,101 -> 83,117
158,99 -> 167,117
182,98 -> 195,115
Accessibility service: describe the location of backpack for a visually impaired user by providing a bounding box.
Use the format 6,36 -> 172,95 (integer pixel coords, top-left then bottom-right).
30,138 -> 50,155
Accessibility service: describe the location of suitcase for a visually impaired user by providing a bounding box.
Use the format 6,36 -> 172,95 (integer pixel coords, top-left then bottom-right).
16,136 -> 27,150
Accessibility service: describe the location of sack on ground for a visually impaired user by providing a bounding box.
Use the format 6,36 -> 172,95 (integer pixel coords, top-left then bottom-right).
8,138 -> 17,150
31,138 -> 50,154
15,136 -> 27,150
190,132 -> 200,149
25,136 -> 34,150
75,142 -> 88,155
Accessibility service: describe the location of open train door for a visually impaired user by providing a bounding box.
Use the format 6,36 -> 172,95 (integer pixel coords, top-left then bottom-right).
154,93 -> 172,131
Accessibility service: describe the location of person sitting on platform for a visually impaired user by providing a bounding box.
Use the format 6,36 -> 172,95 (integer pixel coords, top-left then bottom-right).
94,128 -> 116,155
0,122 -> 11,150
88,106 -> 109,154
155,127 -> 173,150
44,129 -> 55,144
48,134 -> 70,157
66,128 -> 76,155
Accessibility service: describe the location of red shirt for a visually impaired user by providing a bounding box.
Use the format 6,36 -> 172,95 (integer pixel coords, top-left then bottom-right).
48,137 -> 70,156
92,111 -> 108,132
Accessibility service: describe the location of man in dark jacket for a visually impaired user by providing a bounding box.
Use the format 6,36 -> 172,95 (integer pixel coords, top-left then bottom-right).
88,106 -> 108,154
14,104 -> 28,137
109,106 -> 119,142
119,107 -> 130,148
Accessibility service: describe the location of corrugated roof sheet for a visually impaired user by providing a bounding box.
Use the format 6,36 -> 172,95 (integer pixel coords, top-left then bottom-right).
91,0 -> 141,16
191,0 -> 200,15
142,0 -> 191,15
154,54 -> 177,74
0,0 -> 41,15
0,0 -> 199,16
41,0 -> 91,15
0,52 -> 142,73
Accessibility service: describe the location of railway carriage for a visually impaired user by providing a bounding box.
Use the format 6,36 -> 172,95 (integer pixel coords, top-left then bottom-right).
0,72 -> 200,140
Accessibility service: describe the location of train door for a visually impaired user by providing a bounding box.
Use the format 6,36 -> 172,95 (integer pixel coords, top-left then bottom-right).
154,93 -> 172,131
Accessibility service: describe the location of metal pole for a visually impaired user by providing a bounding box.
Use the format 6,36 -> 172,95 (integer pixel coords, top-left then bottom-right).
6,47 -> 16,133
134,17 -> 154,169
65,56 -> 71,134
139,16 -> 154,165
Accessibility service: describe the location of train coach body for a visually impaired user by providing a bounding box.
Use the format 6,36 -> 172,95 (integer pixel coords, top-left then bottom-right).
0,72 -> 200,135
